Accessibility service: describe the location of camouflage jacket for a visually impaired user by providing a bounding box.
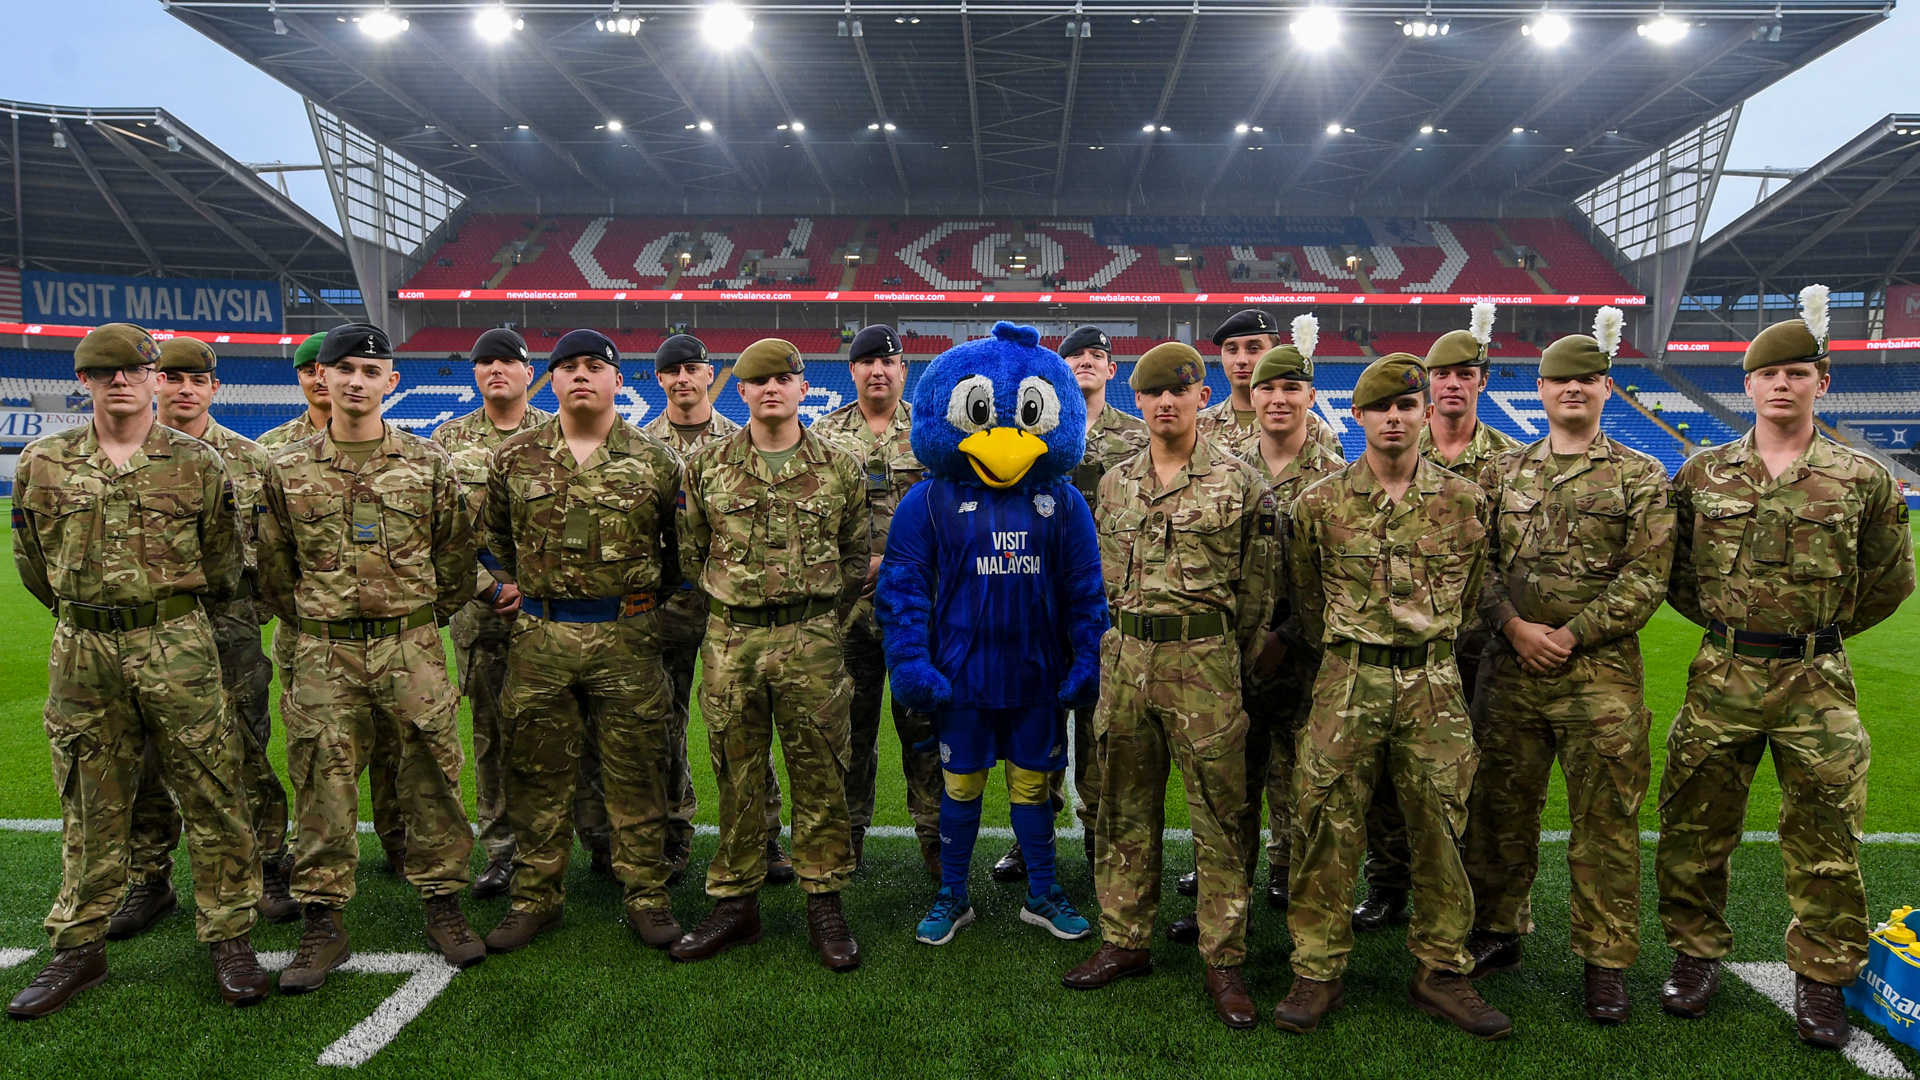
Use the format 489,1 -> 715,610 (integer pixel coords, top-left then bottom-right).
642,408 -> 743,636
1290,454 -> 1491,650
187,419 -> 274,573
1419,419 -> 1522,477
257,410 -> 323,454
812,399 -> 916,557
14,419 -> 243,613
679,425 -> 870,613
640,407 -> 741,455
484,417 -> 682,602
432,404 -> 552,646
1200,400 -> 1343,459
1669,431 -> 1914,637
1235,429 -> 1347,650
1095,436 -> 1280,662
1073,403 -> 1151,504
1478,434 -> 1675,649
256,424 -> 476,626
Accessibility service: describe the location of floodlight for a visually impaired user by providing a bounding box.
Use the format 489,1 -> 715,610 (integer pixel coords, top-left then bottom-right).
607,120 -> 624,132
273,16 -> 288,35
1289,8 -> 1340,49
701,3 -> 754,48
166,136 -> 181,152
598,17 -> 642,34
475,6 -> 522,42
51,130 -> 65,149
1639,16 -> 1688,44
698,120 -> 715,132
1235,123 -> 1250,134
1143,124 -> 1156,133
1524,14 -> 1571,46
870,123 -> 882,131
884,123 -> 897,132
1158,126 -> 1170,133
790,121 -> 805,132
1513,127 -> 1525,133
1325,122 -> 1342,136
1419,124 -> 1434,134
358,10 -> 409,39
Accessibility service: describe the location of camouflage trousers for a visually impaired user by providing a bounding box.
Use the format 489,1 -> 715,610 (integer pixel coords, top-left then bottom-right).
1359,641 -> 1487,893
1463,638 -> 1652,969
1248,646 -> 1321,883
500,614 -> 674,913
276,619 -> 406,859
128,598 -> 286,880
1066,707 -> 1100,829
42,611 -> 260,948
843,606 -> 942,846
699,612 -> 855,897
1290,649 -> 1477,980
282,623 -> 472,907
659,589 -> 781,849
1093,631 -> 1249,967
1657,639 -> 1871,986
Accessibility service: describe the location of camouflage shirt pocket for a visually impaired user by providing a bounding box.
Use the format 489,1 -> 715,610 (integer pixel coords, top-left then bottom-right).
1497,488 -> 1539,567
1170,504 -> 1238,592
707,492 -> 758,563
1099,507 -> 1146,596
596,488 -> 652,563
1416,519 -> 1482,600
286,492 -> 344,572
136,487 -> 204,576
795,494 -> 843,565
380,489 -> 434,565
24,486 -> 96,571
1690,491 -> 1754,576
1790,500 -> 1851,581
1574,489 -> 1629,571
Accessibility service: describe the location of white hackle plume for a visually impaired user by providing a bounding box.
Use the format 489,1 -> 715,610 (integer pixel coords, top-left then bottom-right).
1593,306 -> 1625,358
1291,314 -> 1319,360
1799,284 -> 1830,345
1469,301 -> 1496,346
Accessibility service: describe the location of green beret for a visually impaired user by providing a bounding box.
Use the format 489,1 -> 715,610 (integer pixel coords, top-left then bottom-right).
293,332 -> 327,367
1251,345 -> 1313,386
1424,329 -> 1488,370
1742,318 -> 1825,372
1130,341 -> 1206,392
156,337 -> 217,374
74,323 -> 160,372
733,338 -> 805,380
1351,353 -> 1429,409
1539,334 -> 1611,379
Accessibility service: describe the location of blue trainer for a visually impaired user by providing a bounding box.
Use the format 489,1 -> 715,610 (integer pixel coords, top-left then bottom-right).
1020,884 -> 1093,940
915,887 -> 976,946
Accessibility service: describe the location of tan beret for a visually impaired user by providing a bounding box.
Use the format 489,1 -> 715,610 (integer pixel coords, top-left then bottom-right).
156,337 -> 218,374
1539,334 -> 1611,379
1129,341 -> 1207,393
73,323 -> 161,372
1742,319 -> 1825,372
733,338 -> 805,380
1251,345 -> 1313,386
1351,353 -> 1429,409
1424,329 -> 1488,370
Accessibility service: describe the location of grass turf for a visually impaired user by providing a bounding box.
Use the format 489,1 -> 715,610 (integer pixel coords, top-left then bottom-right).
0,502 -> 1915,1078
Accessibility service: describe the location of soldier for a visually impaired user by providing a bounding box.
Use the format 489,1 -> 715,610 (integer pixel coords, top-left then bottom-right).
255,323 -> 485,990
430,327 -> 554,901
108,338 -> 298,946
811,324 -> 942,877
479,330 -> 685,952
1353,306 -> 1522,935
670,338 -> 868,971
1197,308 -> 1344,457
1461,311 -> 1674,1025
8,324 -> 267,1018
641,335 -> 793,887
1274,354 -> 1509,1040
1657,286 -> 1914,1049
1061,341 -> 1276,1031
259,332 -> 409,880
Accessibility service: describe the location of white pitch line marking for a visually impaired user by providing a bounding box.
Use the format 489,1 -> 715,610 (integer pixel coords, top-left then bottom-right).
0,948 -> 39,969
1727,962 -> 1914,1079
256,951 -> 459,1069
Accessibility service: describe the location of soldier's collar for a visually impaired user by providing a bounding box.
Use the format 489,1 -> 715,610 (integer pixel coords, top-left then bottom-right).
1415,454 -> 1448,494
1725,430 -> 1758,464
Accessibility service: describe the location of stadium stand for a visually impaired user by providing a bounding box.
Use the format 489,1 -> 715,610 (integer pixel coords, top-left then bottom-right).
1497,219 -> 1636,295
1681,361 -> 1920,422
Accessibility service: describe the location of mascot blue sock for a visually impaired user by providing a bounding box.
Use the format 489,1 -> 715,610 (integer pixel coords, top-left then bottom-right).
1010,803 -> 1057,898
940,790 -> 984,895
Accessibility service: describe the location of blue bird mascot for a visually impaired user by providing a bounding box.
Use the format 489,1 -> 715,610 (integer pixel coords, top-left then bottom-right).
875,321 -> 1108,946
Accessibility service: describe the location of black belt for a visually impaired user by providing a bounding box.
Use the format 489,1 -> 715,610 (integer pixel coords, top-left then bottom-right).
1707,620 -> 1842,662
299,607 -> 437,641
709,596 -> 835,628
1113,610 -> 1226,642
61,594 -> 200,633
523,593 -> 658,623
1328,638 -> 1453,669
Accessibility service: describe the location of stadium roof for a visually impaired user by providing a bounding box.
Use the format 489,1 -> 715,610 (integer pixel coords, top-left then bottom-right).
0,98 -> 356,293
1691,112 -> 1920,298
168,1 -> 1890,218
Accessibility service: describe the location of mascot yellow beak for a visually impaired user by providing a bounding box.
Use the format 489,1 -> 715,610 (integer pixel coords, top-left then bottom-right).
958,428 -> 1047,489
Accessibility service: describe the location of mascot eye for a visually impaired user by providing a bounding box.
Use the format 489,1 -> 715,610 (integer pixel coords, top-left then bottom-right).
947,375 -> 996,432
1015,377 -> 1061,435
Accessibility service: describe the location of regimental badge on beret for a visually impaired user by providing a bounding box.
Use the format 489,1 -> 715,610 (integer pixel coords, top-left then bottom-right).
1175,360 -> 1201,384
137,335 -> 161,365
1403,367 -> 1423,390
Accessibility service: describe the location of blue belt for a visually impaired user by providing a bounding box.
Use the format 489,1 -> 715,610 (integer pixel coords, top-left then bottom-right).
522,593 -> 658,623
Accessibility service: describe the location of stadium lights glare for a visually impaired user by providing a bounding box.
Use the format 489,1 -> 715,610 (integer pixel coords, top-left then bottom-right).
1512,126 -> 1526,133
1143,124 -> 1156,133
884,122 -> 897,132
1326,122 -> 1342,135
1524,13 -> 1571,45
1235,123 -> 1248,133
778,121 -> 805,132
1289,8 -> 1341,49
475,7 -> 523,43
1639,16 -> 1689,44
357,10 -> 409,39
698,120 -> 715,132
1402,20 -> 1446,37
596,17 -> 643,34
607,120 -> 623,132
701,3 -> 754,48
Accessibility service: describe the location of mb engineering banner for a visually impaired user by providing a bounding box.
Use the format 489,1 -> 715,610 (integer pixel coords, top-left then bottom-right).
23,271 -> 283,333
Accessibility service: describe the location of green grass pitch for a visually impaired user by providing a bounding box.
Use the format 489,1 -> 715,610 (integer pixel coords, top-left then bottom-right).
0,501 -> 1915,1079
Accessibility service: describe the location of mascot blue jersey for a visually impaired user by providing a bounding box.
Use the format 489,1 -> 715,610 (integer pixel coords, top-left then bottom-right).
884,477 -> 1101,711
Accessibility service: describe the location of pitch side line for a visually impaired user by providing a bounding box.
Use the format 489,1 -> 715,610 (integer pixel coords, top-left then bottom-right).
1728,963 -> 1915,1079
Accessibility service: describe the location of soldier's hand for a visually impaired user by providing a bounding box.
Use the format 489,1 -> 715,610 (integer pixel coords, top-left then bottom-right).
862,555 -> 883,598
1505,617 -> 1571,674
1252,630 -> 1287,679
493,583 -> 523,617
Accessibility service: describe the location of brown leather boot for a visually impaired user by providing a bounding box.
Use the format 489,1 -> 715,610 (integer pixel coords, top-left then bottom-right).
1351,886 -> 1407,932
1062,942 -> 1153,989
257,855 -> 300,924
1410,966 -> 1513,1040
6,942 -> 106,1020
484,908 -> 563,954
1585,964 -> 1630,1025
1660,954 -> 1720,1019
1467,930 -> 1522,980
1205,966 -> 1257,1030
807,892 -> 861,972
665,841 -> 692,888
424,895 -> 485,968
991,843 -> 1027,883
765,837 -> 796,885
628,903 -> 682,949
670,896 -> 763,962
279,905 -> 351,995
920,841 -> 942,881
1273,975 -> 1345,1033
472,857 -> 513,901
1795,974 -> 1850,1050
210,935 -> 270,1007
106,875 -> 176,941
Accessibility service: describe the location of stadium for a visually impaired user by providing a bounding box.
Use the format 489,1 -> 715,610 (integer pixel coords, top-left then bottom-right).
0,1 -> 1917,1076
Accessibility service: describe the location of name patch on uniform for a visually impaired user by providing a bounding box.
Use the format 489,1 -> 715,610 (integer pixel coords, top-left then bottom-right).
1033,494 -> 1056,518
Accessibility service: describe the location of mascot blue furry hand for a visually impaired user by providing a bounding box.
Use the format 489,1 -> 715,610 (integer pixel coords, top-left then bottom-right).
875,321 -> 1107,943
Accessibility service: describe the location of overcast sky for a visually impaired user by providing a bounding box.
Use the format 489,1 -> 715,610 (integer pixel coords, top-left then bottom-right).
5,1 -> 1915,237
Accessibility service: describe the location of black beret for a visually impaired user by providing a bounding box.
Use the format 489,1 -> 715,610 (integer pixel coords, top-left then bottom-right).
317,323 -> 393,367
849,324 -> 903,362
548,328 -> 620,372
654,334 -> 709,368
1210,308 -> 1280,346
469,327 -> 530,363
1059,325 -> 1112,358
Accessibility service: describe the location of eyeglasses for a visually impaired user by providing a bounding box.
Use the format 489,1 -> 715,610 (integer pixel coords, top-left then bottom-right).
79,366 -> 155,385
